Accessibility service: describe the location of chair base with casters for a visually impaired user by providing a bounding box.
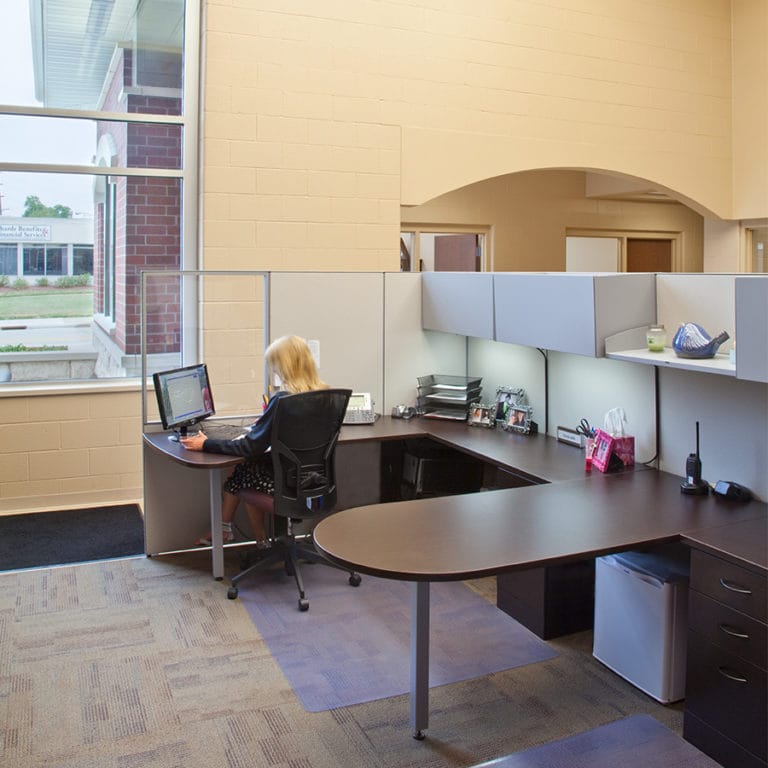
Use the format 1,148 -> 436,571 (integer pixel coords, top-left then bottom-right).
227,492 -> 361,610
225,388 -> 360,611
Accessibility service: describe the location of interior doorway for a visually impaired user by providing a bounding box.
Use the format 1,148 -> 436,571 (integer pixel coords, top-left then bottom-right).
566,229 -> 682,272
400,228 -> 488,271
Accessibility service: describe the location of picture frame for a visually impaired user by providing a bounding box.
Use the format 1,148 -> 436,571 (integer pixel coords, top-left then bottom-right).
590,428 -> 616,472
494,386 -> 526,423
468,403 -> 496,428
504,404 -> 533,434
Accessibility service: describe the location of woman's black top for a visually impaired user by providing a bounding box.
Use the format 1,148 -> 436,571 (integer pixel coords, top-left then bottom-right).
201,391 -> 287,458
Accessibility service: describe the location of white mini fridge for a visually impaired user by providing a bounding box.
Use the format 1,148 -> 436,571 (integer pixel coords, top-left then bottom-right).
593,548 -> 690,703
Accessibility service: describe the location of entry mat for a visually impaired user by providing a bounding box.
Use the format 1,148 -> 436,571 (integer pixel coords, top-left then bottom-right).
0,504 -> 144,571
239,565 -> 557,712
473,714 -> 721,768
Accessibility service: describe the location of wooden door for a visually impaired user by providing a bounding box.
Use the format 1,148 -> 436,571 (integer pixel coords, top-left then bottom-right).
434,234 -> 479,271
627,239 -> 672,272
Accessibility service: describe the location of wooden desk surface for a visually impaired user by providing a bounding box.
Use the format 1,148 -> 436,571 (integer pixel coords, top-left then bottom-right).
146,415 -> 591,482
342,416 -> 591,483
143,431 -> 243,470
314,469 -> 767,582
682,515 -> 768,574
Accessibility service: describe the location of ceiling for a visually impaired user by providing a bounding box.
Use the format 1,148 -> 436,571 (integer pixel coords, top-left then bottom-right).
30,0 -> 183,110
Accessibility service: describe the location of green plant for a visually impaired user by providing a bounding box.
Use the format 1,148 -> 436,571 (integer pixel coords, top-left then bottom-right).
56,274 -> 91,288
12,278 -> 29,290
0,275 -> 9,287
0,344 -> 67,352
36,277 -> 50,287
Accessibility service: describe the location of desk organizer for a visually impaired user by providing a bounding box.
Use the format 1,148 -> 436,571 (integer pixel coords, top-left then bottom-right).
417,374 -> 483,421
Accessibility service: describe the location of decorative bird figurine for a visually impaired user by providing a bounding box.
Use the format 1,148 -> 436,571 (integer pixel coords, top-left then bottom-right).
672,323 -> 730,359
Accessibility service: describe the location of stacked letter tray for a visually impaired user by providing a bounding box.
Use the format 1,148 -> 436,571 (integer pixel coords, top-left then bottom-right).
417,374 -> 482,421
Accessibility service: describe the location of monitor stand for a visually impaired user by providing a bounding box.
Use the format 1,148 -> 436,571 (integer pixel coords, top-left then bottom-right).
168,426 -> 190,443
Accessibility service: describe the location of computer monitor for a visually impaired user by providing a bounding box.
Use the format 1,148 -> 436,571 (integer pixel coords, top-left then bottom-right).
152,363 -> 215,439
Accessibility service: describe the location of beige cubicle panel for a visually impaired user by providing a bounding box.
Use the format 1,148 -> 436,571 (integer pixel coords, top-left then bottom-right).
269,272 -> 385,407
384,273 -> 467,412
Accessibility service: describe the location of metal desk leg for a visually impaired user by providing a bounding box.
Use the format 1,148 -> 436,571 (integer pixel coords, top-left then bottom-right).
410,581 -> 430,739
209,467 -> 224,580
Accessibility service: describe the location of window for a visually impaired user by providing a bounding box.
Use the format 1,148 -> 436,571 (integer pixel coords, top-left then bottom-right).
0,0 -> 197,383
0,245 -> 17,274
400,227 -> 489,271
73,246 -> 93,275
22,244 -> 66,277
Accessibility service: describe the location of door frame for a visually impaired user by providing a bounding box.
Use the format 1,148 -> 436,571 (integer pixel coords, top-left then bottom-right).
400,224 -> 492,271
566,228 -> 683,272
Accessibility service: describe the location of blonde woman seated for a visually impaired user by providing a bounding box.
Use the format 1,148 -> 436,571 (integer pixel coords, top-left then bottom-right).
180,335 -> 327,547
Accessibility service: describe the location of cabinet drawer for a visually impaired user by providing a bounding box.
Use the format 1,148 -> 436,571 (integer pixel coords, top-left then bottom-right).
690,550 -> 767,622
689,590 -> 767,670
684,710 -> 767,768
686,631 -> 767,760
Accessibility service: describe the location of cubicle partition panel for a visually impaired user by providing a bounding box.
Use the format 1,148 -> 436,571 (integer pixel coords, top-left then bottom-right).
658,368 -> 767,500
656,274 -> 735,356
468,338 -> 546,424
547,352 -> 657,462
269,272 -> 385,404
384,272 -> 467,412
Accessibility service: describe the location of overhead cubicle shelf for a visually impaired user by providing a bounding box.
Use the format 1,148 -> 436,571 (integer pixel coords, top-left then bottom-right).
421,272 -> 495,339
493,272 -> 656,356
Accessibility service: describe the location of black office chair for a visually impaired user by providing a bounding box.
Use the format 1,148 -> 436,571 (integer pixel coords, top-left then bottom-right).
227,388 -> 361,610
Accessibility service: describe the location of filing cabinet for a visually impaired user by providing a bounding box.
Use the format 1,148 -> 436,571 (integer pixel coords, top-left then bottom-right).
683,548 -> 767,768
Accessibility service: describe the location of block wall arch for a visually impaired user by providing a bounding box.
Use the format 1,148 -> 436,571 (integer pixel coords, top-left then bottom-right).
400,127 -> 727,220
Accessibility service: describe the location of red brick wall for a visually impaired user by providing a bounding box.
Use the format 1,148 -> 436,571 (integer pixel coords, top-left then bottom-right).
95,47 -> 182,357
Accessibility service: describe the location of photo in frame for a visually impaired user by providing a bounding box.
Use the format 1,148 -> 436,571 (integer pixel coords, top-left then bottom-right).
468,403 -> 496,428
494,387 -> 526,423
504,405 -> 533,434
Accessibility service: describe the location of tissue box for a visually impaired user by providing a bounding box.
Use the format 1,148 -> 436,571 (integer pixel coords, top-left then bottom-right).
591,429 -> 635,472
612,436 -> 635,466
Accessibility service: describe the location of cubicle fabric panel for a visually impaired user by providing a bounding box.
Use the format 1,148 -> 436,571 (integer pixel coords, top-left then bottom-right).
269,273 -> 384,404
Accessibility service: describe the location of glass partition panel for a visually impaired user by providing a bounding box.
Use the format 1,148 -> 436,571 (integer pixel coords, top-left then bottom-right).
141,271 -> 270,430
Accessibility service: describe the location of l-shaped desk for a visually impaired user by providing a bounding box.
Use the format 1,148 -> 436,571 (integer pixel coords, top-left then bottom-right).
143,417 -> 767,752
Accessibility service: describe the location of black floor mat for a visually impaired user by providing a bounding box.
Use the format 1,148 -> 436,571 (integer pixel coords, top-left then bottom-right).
0,504 -> 144,570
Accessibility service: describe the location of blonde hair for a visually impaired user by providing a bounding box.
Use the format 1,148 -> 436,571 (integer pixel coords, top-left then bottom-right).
265,335 -> 327,394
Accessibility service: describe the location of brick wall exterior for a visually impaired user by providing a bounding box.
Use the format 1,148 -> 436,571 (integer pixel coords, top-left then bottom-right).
96,48 -> 182,357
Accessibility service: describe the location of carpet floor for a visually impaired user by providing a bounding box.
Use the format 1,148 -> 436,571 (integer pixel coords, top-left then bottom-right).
0,548 -> 689,768
0,504 -> 144,571
238,564 -> 557,711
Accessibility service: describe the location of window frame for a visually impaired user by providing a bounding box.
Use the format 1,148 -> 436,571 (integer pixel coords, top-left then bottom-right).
0,0 -> 201,391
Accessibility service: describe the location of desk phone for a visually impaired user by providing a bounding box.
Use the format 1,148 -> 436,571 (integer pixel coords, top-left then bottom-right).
343,392 -> 377,424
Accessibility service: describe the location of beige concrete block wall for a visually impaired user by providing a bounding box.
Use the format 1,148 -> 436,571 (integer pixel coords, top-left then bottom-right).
202,0 -> 762,275
732,0 -> 768,220
0,388 -> 143,515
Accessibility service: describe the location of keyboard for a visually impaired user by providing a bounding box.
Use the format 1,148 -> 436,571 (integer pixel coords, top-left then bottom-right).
200,422 -> 248,440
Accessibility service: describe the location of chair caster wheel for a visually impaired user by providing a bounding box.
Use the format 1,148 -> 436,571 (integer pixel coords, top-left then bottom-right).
349,573 -> 361,587
298,598 -> 309,611
227,586 -> 239,600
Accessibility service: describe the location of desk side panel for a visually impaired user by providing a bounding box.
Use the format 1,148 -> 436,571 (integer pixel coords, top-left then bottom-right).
143,445 -> 215,554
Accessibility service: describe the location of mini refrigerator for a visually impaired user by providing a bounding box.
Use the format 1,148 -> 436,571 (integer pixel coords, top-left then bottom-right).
593,548 -> 690,703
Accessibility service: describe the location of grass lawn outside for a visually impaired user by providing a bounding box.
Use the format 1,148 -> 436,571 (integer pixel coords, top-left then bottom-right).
0,288 -> 94,320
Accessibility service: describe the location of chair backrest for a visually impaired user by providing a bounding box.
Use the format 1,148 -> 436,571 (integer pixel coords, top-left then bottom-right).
269,388 -> 352,520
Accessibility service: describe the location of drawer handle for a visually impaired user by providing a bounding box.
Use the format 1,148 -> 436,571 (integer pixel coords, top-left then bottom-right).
719,623 -> 749,640
719,577 -> 752,595
718,667 -> 748,684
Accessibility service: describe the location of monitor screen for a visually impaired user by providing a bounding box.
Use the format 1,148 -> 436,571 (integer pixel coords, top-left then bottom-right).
152,363 -> 215,435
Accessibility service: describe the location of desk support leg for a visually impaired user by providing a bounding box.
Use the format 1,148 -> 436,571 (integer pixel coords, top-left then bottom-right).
410,581 -> 430,739
209,467 -> 224,580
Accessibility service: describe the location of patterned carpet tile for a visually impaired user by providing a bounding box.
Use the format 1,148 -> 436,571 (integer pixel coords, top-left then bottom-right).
0,552 -> 690,768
